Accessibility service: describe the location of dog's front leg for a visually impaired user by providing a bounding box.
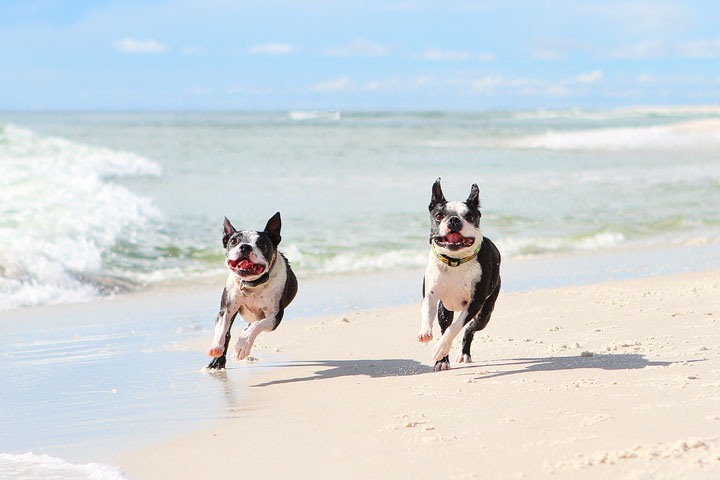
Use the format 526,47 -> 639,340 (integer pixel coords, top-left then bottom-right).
233,311 -> 282,361
432,301 -> 482,362
418,290 -> 438,343
207,289 -> 238,365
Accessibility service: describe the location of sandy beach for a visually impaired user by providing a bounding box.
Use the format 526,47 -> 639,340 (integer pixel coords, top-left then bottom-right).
116,269 -> 720,480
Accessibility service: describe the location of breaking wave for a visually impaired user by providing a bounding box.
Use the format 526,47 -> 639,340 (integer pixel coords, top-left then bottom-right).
0,124 -> 162,310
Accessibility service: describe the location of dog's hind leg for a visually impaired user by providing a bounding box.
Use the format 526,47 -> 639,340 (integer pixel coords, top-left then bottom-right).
458,282 -> 500,364
234,310 -> 283,361
433,302 -> 454,371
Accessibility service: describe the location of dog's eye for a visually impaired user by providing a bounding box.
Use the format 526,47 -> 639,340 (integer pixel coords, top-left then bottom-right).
464,213 -> 474,221
434,213 -> 443,221
229,237 -> 239,247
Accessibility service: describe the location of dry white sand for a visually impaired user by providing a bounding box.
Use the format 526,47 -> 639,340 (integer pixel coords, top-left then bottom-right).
117,270 -> 720,479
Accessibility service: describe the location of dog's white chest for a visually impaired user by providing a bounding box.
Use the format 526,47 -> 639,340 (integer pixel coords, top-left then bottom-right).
225,259 -> 288,322
424,251 -> 482,312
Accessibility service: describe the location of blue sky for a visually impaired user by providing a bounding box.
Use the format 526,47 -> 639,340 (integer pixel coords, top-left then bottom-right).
2,0 -> 720,110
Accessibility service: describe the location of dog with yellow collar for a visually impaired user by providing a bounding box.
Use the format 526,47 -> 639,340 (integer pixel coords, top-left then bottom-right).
418,179 -> 501,371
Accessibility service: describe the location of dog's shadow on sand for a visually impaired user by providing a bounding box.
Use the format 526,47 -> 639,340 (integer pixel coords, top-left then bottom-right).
252,359 -> 432,387
250,353 -> 692,387
463,354 -> 689,381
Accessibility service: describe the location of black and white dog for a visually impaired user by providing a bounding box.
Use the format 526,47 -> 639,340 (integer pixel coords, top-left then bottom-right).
418,179 -> 501,371
206,212 -> 298,369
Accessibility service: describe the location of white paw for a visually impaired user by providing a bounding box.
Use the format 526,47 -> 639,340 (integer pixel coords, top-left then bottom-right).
417,329 -> 433,343
234,336 -> 253,361
433,360 -> 451,372
432,338 -> 452,362
206,345 -> 224,357
456,353 -> 472,364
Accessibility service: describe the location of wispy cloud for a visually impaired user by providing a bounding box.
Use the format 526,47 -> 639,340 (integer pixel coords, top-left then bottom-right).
470,70 -> 601,96
247,43 -> 297,55
678,38 -> 720,58
473,75 -> 539,92
528,38 -> 594,61
530,46 -> 566,61
113,38 -> 168,54
417,48 -> 495,62
311,77 -> 351,92
607,41 -> 665,59
323,39 -> 389,57
607,38 -> 720,59
567,70 -> 603,84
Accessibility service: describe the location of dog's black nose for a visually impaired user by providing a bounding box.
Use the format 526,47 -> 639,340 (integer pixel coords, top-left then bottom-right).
238,244 -> 252,255
447,216 -> 462,231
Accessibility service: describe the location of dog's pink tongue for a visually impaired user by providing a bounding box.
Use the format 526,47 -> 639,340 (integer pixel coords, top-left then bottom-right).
239,259 -> 255,270
446,232 -> 463,243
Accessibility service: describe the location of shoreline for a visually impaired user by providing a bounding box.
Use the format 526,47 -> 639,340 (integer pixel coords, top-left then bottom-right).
116,268 -> 720,479
5,237 -> 720,317
3,243 -> 720,478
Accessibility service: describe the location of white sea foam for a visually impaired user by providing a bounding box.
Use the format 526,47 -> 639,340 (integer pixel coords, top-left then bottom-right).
513,105 -> 720,121
0,452 -> 129,480
496,232 -> 626,258
288,110 -> 341,121
285,246 -> 428,276
0,124 -> 162,310
512,120 -> 720,151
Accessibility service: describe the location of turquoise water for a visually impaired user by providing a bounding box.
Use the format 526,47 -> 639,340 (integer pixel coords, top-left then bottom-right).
2,108 -> 720,310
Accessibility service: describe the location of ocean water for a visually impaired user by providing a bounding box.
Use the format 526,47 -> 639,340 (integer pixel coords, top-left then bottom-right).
2,108 -> 720,310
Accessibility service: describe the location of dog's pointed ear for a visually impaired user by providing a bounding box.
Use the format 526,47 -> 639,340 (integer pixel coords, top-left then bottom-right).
429,177 -> 446,211
222,217 -> 236,248
466,184 -> 480,208
466,183 -> 481,217
264,212 -> 282,247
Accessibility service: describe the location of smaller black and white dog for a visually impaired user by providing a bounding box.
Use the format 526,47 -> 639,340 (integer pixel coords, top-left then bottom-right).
206,212 -> 297,369
418,179 -> 501,371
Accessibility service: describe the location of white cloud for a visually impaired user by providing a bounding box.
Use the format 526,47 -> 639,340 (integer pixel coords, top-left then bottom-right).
473,75 -> 505,91
607,41 -> 665,59
678,38 -> 720,58
323,39 -> 389,57
607,38 -> 720,59
363,81 -> 382,91
528,38 -> 595,61
417,48 -> 495,62
636,73 -> 655,84
567,70 -> 603,84
472,75 -> 538,92
311,77 -> 351,92
247,43 -> 296,55
113,38 -> 168,54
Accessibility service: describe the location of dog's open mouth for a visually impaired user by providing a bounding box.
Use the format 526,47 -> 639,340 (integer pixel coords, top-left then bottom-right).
434,232 -> 475,249
227,258 -> 266,276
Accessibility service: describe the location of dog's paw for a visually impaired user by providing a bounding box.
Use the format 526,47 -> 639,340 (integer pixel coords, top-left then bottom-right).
206,345 -> 224,357
417,329 -> 433,343
432,338 -> 452,361
456,353 -> 472,364
207,356 -> 226,370
433,357 -> 450,372
234,336 -> 253,361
